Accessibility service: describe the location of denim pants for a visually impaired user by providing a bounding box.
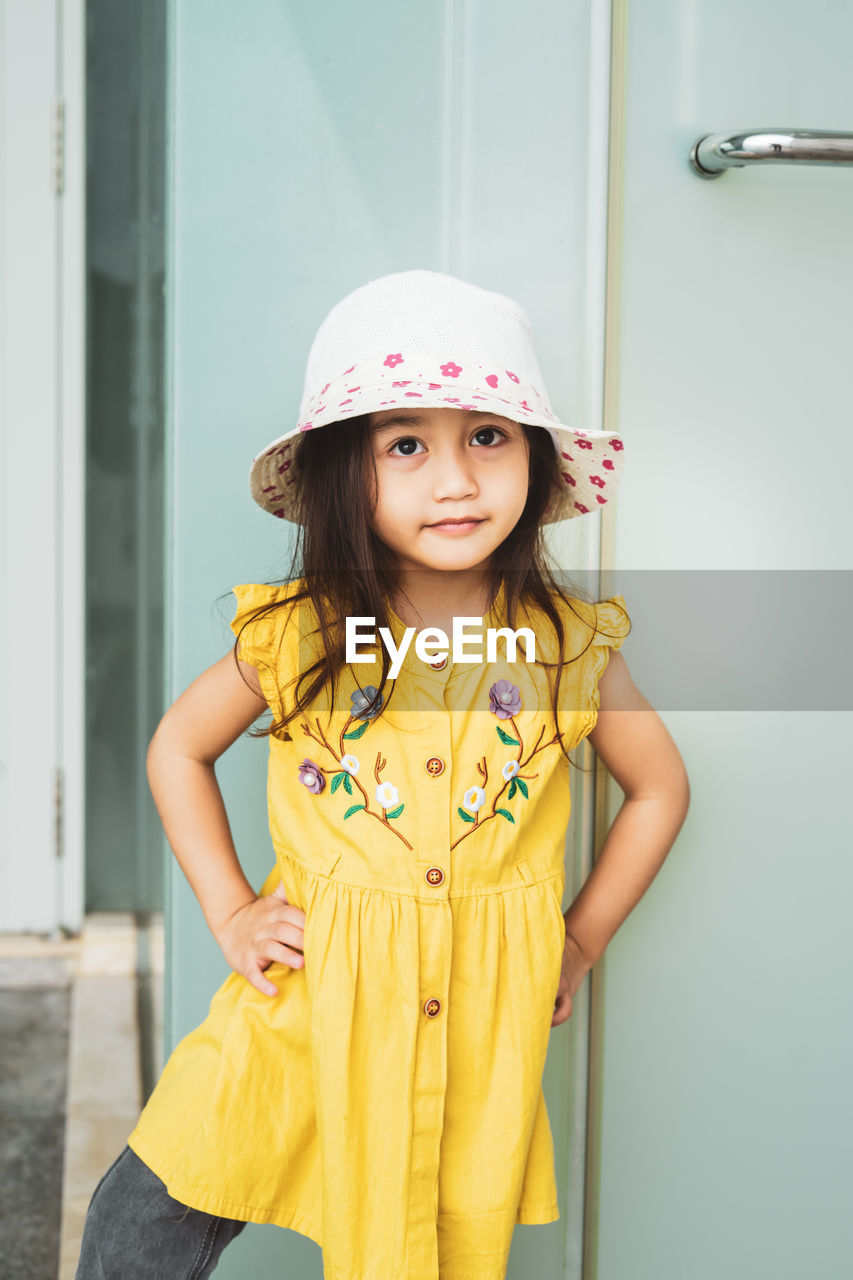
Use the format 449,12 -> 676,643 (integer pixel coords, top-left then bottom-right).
74,1145 -> 248,1279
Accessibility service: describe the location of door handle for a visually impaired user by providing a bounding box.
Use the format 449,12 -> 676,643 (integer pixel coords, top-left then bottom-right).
689,128 -> 853,178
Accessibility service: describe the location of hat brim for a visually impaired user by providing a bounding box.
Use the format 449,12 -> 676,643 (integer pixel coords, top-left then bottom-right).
249,379 -> 624,525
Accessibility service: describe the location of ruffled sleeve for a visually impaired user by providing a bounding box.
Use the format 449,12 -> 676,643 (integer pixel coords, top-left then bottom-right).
557,594 -> 632,751
230,582 -> 297,719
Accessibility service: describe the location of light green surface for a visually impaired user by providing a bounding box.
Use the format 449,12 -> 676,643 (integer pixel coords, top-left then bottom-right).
592,2 -> 853,1277
162,1 -> 603,1275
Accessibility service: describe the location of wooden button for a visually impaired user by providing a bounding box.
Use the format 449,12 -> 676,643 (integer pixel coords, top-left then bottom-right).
425,867 -> 445,887
424,998 -> 441,1018
429,655 -> 448,670
425,756 -> 445,778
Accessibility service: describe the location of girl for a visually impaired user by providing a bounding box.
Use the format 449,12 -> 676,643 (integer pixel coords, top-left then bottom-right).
75,269 -> 689,1280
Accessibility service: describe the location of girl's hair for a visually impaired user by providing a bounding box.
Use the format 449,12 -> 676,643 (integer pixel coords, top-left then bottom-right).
230,414 -> 629,770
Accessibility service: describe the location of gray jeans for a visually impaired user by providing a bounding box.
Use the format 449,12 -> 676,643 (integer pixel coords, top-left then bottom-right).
74,1145 -> 248,1279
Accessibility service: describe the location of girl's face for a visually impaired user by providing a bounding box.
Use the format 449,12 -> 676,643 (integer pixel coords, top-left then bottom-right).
367,407 -> 530,575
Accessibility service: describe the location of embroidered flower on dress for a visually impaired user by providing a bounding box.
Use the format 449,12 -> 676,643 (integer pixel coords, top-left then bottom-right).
350,686 -> 383,720
297,759 -> 325,794
440,362 -> 463,378
384,353 -> 404,368
375,781 -> 400,809
501,760 -> 520,782
489,680 -> 521,720
462,786 -> 487,814
340,754 -> 360,775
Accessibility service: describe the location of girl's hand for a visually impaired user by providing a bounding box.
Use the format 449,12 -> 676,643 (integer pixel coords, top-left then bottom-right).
550,931 -> 591,1028
215,881 -> 306,997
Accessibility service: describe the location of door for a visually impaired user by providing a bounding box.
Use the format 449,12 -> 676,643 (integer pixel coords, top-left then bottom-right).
0,0 -> 85,934
590,3 -> 853,1277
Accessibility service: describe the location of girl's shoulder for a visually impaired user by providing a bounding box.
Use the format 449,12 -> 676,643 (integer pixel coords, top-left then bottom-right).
521,587 -> 631,665
229,576 -> 311,666
231,576 -> 306,619
229,578 -> 317,719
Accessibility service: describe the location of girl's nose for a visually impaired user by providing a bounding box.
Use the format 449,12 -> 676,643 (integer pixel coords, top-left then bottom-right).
430,445 -> 479,499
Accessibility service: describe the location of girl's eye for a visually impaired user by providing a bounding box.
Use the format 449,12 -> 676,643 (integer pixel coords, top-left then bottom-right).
388,437 -> 425,457
472,426 -> 506,446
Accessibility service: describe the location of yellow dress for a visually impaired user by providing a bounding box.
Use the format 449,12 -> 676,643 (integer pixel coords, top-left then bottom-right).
128,579 -> 630,1280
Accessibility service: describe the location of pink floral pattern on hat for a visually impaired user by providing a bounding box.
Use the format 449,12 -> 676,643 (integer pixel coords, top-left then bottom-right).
247,270 -> 626,524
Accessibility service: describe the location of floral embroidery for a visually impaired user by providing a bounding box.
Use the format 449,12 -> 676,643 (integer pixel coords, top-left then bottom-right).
440,361 -> 463,378
506,370 -> 520,383
576,439 -> 593,450
610,439 -> 624,451
452,685 -> 561,847
301,713 -> 411,848
384,353 -> 404,367
590,475 -> 605,488
376,781 -> 400,809
351,686 -> 383,719
462,786 -> 486,813
489,680 -> 521,719
297,758 -> 325,794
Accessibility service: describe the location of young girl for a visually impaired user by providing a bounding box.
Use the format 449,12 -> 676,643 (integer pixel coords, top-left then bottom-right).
75,269 -> 689,1280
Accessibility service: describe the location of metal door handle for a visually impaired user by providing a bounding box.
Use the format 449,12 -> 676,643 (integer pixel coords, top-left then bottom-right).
689,128 -> 853,178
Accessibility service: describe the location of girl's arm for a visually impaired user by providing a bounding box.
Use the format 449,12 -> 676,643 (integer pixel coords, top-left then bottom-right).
146,652 -> 305,996
552,651 -> 690,1026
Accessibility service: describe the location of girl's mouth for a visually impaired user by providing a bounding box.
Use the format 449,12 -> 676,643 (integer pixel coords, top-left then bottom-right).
426,518 -> 485,535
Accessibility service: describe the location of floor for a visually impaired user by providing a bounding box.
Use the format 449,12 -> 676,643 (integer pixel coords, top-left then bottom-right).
0,916 -> 163,1280
0,964 -> 70,1280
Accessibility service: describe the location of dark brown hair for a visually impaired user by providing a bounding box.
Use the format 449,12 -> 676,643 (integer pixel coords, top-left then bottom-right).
230,414 -> 629,770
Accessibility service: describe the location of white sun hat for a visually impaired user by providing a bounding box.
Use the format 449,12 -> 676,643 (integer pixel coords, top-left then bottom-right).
249,269 -> 625,524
